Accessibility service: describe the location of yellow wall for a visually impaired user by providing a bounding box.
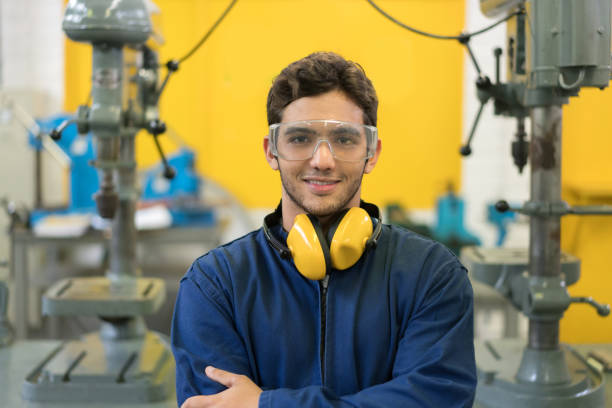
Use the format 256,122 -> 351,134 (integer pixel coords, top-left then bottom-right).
64,0 -> 466,210
62,1 -> 612,343
560,88 -> 612,344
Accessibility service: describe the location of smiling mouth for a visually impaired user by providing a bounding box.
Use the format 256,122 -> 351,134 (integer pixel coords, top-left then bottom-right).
307,180 -> 337,185
303,178 -> 340,193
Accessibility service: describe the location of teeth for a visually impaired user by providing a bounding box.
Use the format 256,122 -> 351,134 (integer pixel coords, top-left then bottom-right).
309,180 -> 334,185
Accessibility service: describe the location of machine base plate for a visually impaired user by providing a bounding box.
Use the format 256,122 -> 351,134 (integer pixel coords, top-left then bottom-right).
475,339 -> 605,408
22,330 -> 174,403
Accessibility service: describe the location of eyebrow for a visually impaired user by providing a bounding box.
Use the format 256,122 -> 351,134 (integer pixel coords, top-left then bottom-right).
284,126 -> 317,136
329,126 -> 361,137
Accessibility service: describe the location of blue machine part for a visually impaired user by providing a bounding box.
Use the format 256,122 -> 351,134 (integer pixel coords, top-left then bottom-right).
29,116 -> 215,228
168,206 -> 216,227
30,114 -> 99,211
142,148 -> 200,200
487,203 -> 517,247
433,191 -> 481,253
142,147 -> 215,227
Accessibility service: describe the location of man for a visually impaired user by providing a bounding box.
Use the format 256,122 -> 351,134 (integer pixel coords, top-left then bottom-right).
171,52 -> 476,407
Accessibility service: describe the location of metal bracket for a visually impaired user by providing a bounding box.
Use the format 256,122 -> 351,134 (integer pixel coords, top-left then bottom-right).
496,200 -> 612,216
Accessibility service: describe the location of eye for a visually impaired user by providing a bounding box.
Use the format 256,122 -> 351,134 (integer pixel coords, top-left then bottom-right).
287,133 -> 312,144
332,133 -> 360,146
337,136 -> 355,145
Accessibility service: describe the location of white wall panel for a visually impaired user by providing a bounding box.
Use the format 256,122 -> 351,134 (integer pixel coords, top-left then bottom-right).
0,0 -> 65,277
462,0 -> 530,248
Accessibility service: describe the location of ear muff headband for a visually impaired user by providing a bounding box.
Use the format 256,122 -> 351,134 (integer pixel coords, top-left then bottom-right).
360,200 -> 382,250
263,205 -> 291,259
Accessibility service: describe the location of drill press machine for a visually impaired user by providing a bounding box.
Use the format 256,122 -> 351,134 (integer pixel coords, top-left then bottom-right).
461,0 -> 612,406
22,0 -> 177,402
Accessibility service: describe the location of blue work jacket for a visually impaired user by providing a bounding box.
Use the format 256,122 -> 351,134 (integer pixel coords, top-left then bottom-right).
171,223 -> 476,407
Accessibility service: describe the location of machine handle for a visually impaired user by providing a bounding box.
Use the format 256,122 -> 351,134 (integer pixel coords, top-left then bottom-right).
571,297 -> 611,317
148,119 -> 176,180
496,200 -> 612,216
495,200 -> 520,213
460,98 -> 487,156
49,118 -> 76,141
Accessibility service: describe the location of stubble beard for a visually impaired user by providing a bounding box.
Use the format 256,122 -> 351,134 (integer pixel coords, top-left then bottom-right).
279,168 -> 364,217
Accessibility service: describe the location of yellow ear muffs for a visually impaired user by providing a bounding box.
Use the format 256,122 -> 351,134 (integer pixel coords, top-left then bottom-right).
263,201 -> 381,280
286,214 -> 330,280
329,207 -> 373,270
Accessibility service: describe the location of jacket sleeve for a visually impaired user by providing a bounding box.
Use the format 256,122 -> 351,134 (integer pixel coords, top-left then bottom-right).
171,262 -> 253,407
259,261 -> 477,408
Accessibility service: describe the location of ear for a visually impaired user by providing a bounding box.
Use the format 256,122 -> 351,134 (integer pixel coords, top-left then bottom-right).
364,139 -> 381,174
263,136 -> 279,170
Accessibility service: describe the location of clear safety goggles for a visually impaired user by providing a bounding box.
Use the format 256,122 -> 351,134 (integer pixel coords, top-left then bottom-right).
269,120 -> 378,162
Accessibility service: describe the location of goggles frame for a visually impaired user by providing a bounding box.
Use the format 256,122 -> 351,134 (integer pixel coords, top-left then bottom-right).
269,119 -> 378,162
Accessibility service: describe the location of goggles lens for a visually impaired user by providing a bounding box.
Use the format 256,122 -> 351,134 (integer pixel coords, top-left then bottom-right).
269,120 -> 378,162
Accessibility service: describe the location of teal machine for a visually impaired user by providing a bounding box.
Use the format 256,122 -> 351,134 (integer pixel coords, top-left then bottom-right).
460,0 -> 612,407
21,0 -> 177,402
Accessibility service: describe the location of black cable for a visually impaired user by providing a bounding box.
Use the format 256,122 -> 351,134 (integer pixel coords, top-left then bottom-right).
467,11 -> 522,38
155,0 -> 238,103
175,0 -> 239,65
365,0 -> 522,41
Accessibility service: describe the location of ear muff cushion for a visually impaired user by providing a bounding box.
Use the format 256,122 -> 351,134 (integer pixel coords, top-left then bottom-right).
329,207 -> 373,270
287,214 -> 328,280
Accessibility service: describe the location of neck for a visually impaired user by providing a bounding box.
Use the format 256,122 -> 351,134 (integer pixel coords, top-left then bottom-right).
280,192 -> 362,232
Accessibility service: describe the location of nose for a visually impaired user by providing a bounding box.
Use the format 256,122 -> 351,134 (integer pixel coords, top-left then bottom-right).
310,140 -> 335,170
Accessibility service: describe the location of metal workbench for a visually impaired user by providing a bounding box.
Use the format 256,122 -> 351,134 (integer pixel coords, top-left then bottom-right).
3,340 -> 612,407
0,340 -> 177,407
9,225 -> 222,339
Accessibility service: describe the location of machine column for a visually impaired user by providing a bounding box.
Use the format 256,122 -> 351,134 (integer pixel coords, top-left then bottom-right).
528,105 -> 563,350
109,130 -> 138,282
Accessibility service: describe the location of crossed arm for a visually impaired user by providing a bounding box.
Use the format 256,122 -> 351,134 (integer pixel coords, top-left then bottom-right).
171,261 -> 477,408
180,366 -> 261,408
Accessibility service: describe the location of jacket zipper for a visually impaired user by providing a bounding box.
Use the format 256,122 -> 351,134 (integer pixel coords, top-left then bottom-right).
319,275 -> 329,384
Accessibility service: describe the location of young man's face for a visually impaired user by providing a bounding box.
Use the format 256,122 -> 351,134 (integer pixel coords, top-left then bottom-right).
264,90 -> 381,218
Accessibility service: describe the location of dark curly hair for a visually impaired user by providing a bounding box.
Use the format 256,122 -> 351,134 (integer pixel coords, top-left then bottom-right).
267,52 -> 378,126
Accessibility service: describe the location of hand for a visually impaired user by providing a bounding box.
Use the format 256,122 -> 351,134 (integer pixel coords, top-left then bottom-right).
181,366 -> 262,408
